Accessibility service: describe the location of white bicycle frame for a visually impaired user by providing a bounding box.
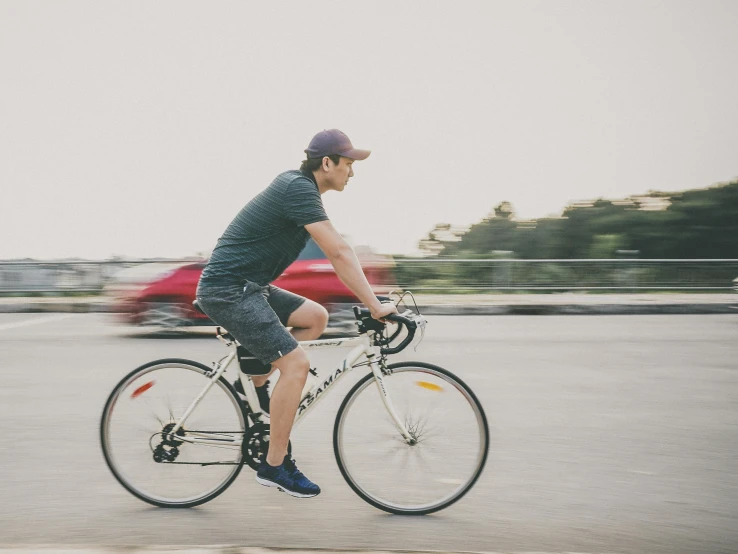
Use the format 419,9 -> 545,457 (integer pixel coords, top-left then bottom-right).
166,333 -> 414,452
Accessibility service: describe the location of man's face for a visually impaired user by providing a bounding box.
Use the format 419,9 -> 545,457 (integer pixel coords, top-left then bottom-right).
324,156 -> 354,191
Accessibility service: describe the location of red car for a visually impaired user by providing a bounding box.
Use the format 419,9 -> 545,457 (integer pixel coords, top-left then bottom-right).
106,239 -> 394,331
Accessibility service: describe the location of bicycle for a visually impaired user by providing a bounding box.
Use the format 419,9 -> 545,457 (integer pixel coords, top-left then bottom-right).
100,293 -> 489,515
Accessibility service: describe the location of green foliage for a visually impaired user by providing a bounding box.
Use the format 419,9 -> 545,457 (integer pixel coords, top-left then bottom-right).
422,181 -> 738,259
589,234 -> 625,259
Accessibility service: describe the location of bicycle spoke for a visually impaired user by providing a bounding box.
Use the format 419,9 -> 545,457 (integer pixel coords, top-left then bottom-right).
101,360 -> 245,508
138,396 -> 165,428
335,363 -> 488,515
165,391 -> 175,423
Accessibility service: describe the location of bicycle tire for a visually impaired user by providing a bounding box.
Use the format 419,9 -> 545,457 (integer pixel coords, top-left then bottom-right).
100,358 -> 247,508
333,361 -> 489,515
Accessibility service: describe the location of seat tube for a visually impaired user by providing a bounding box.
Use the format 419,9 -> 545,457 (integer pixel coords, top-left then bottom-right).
238,369 -> 262,415
169,351 -> 234,435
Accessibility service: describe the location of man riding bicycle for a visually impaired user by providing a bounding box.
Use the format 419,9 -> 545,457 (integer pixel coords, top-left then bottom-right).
195,129 -> 397,498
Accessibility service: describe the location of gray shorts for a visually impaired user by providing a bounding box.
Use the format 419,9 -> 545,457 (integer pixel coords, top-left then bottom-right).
195,281 -> 306,365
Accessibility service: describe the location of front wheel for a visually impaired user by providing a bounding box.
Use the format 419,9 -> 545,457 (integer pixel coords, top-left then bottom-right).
333,362 -> 489,515
100,359 -> 246,508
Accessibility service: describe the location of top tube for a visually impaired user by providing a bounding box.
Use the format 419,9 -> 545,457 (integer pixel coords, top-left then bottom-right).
298,336 -> 367,350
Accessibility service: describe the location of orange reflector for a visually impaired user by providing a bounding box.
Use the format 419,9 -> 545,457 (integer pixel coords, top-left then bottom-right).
416,381 -> 443,392
132,381 -> 155,399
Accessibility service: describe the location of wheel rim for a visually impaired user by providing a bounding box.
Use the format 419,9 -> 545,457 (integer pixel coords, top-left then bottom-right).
336,365 -> 488,514
102,362 -> 245,506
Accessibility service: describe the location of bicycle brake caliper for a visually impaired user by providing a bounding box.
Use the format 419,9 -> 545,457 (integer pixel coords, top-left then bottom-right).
379,358 -> 392,376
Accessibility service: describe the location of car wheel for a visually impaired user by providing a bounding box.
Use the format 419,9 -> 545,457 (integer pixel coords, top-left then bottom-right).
141,302 -> 189,330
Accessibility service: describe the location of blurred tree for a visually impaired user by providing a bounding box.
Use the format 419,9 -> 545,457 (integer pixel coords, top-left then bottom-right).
494,201 -> 515,219
421,180 -> 738,259
442,202 -> 518,257
418,223 -> 465,256
589,234 -> 625,258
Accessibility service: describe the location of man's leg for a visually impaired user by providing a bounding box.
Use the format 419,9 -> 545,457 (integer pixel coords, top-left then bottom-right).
258,299 -> 328,465
254,341 -> 321,497
250,299 -> 329,388
285,298 -> 330,340
263,347 -> 310,465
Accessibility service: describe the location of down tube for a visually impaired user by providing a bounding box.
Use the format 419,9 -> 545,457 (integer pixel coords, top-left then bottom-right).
292,343 -> 369,428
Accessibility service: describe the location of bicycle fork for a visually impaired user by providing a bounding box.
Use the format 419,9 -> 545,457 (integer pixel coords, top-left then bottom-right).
368,354 -> 415,445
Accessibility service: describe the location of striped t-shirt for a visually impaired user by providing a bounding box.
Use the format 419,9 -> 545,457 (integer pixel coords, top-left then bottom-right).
199,169 -> 329,287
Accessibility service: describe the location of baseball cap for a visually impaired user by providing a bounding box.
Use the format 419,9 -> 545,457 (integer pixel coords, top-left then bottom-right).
304,129 -> 371,160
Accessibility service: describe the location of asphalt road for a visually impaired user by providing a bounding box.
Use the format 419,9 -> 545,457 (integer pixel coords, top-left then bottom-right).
1,313 -> 737,553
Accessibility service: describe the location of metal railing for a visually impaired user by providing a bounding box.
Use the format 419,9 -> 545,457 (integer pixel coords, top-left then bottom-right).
1,258 -> 737,294
0,259 -> 199,294
393,258 -> 738,292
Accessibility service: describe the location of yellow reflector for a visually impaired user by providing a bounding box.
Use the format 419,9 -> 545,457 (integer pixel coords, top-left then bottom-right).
416,381 -> 443,392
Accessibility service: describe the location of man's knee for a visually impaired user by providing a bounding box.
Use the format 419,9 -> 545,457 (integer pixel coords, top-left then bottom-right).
314,304 -> 329,331
288,300 -> 329,333
273,347 -> 310,378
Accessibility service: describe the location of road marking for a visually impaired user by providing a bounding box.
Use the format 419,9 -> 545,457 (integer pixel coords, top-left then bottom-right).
0,314 -> 75,331
436,477 -> 464,485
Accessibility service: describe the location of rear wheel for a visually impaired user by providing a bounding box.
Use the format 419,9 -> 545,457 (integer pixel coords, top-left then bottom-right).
334,362 -> 489,515
100,359 -> 246,508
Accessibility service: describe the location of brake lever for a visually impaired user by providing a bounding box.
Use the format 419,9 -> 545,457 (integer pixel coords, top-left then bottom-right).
413,314 -> 427,352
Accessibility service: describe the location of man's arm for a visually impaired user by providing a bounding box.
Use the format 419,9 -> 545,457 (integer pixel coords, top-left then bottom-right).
305,220 -> 397,320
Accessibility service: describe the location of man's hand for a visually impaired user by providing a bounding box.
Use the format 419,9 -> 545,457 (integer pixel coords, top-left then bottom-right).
371,302 -> 398,322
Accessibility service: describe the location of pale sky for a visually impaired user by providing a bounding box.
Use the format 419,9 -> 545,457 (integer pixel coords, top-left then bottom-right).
1,1 -> 736,260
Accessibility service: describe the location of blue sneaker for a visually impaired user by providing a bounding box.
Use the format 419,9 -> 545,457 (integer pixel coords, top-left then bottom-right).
255,456 -> 321,498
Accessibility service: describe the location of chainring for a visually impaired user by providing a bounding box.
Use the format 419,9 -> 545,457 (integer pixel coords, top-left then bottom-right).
242,423 -> 291,470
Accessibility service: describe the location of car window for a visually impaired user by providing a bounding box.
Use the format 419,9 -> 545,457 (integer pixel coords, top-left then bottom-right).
296,239 -> 326,261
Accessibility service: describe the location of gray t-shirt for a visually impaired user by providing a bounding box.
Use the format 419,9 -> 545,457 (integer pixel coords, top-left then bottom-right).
199,169 -> 328,287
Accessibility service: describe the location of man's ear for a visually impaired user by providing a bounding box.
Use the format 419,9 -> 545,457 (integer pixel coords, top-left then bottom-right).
321,156 -> 333,171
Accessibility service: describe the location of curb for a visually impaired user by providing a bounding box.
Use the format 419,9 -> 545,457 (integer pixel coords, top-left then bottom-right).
418,303 -> 738,315
0,545 -> 488,554
0,301 -> 735,316
0,302 -> 109,314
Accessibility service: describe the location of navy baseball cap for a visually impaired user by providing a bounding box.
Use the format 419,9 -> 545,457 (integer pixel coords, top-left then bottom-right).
304,129 -> 371,160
